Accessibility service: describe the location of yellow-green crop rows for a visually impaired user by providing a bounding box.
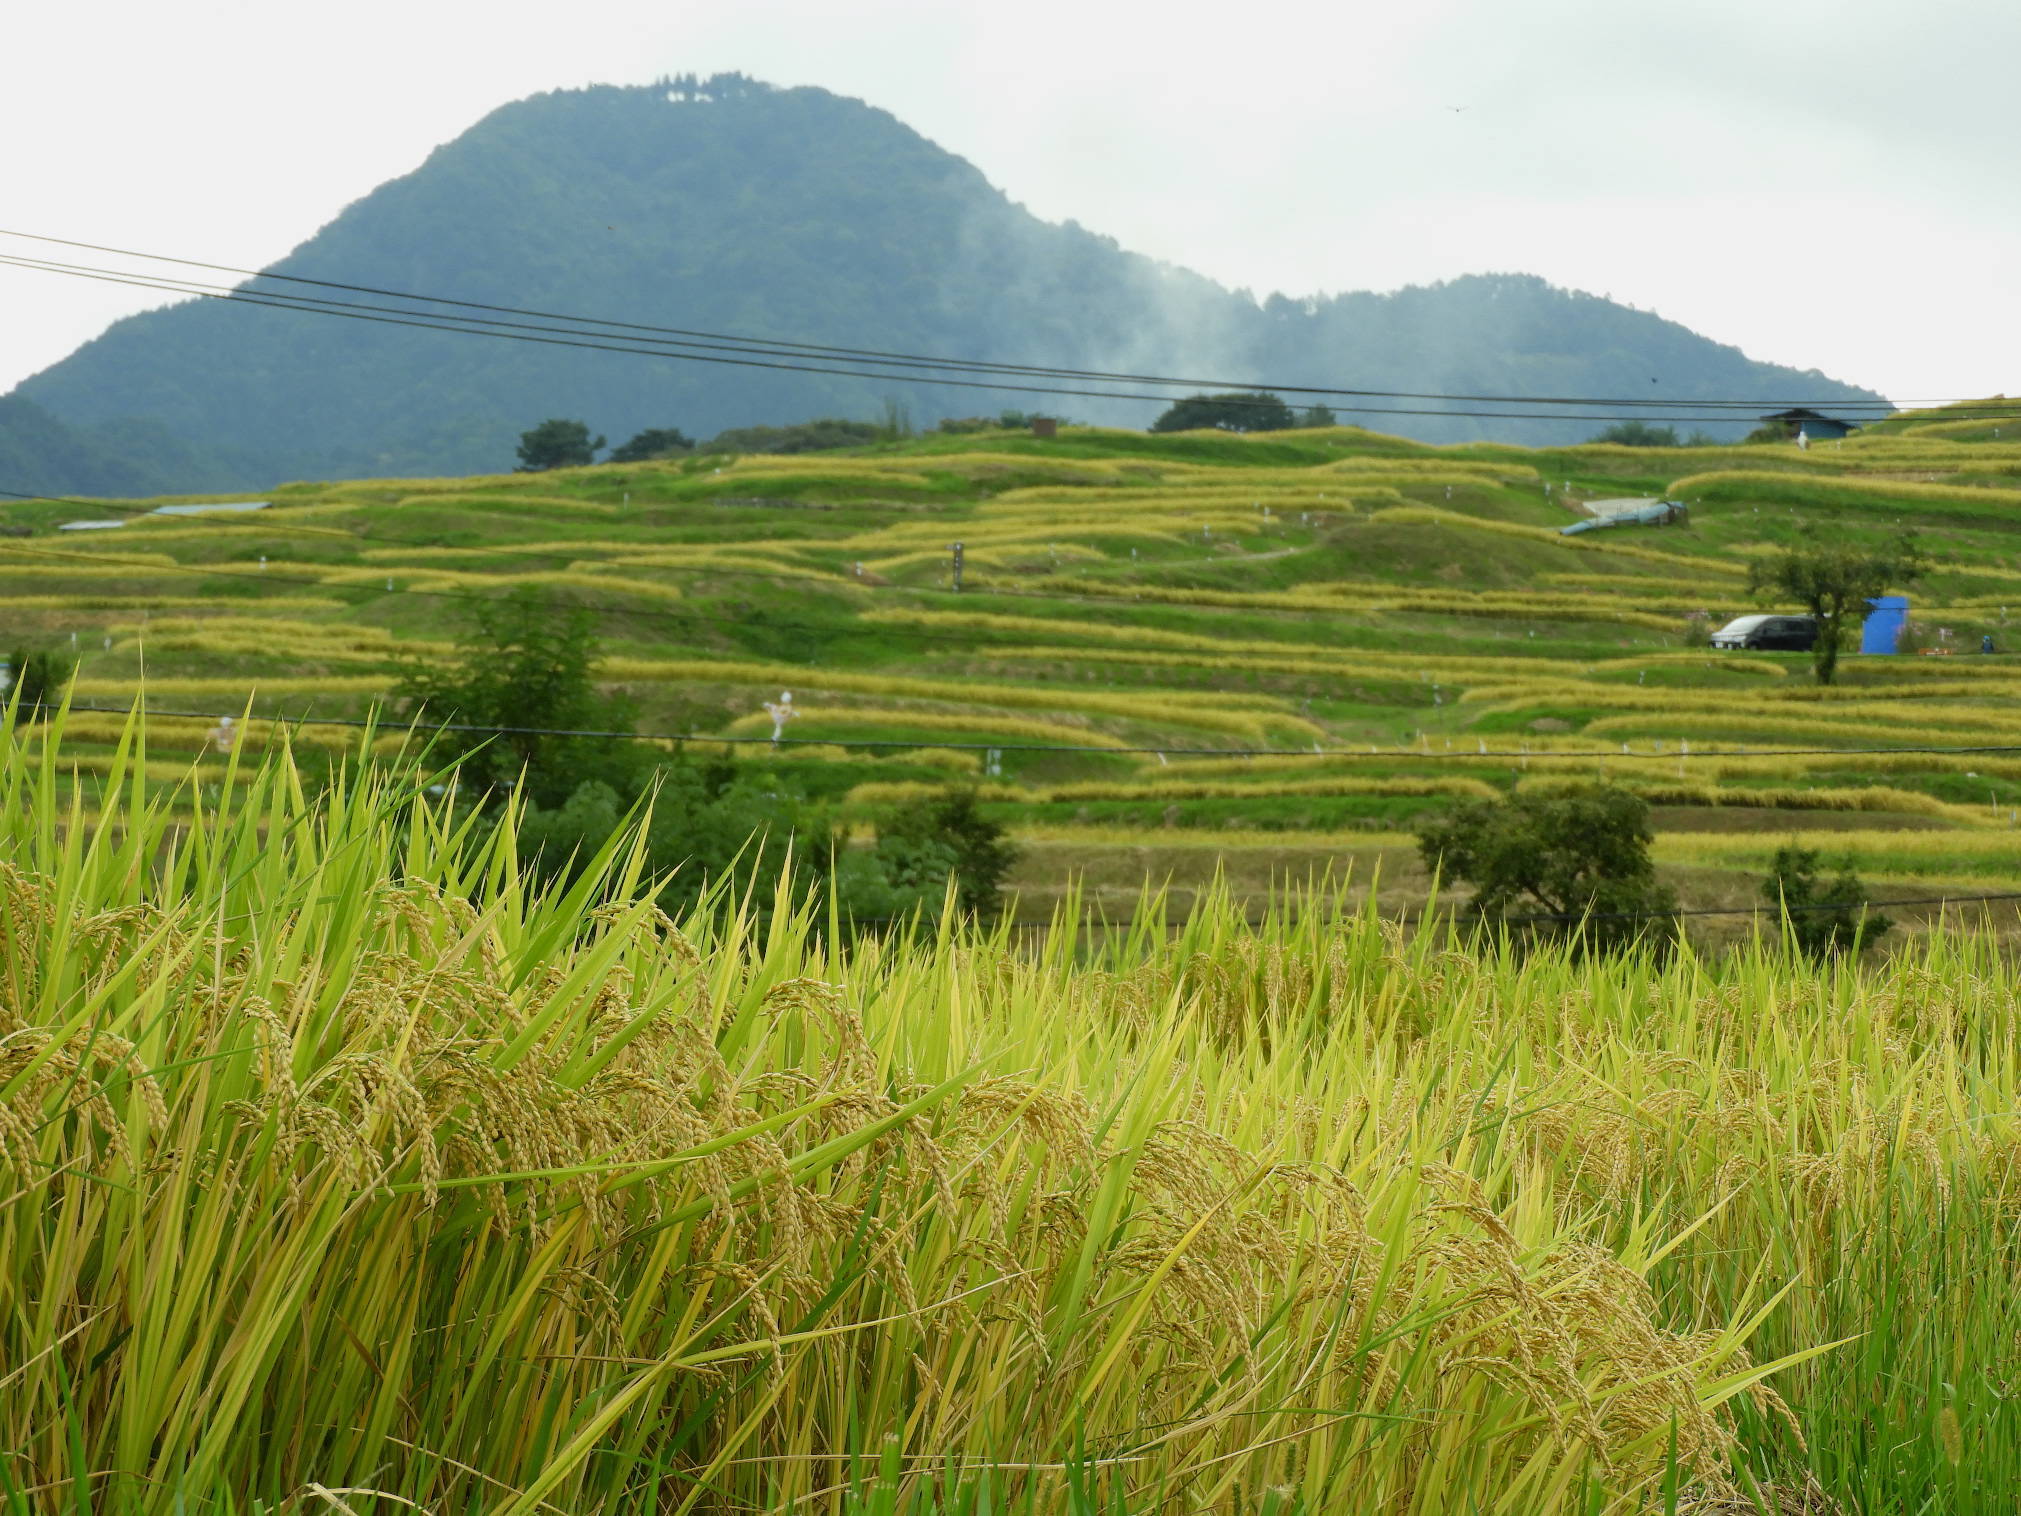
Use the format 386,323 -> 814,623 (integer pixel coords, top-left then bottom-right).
8,713 -> 2021,1510
11,407 -> 2021,917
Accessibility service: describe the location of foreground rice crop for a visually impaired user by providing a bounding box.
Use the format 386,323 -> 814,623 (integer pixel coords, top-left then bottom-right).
1,710 -> 2018,1513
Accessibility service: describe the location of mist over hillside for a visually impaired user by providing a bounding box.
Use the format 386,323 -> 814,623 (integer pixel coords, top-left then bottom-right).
3,75 -> 1884,494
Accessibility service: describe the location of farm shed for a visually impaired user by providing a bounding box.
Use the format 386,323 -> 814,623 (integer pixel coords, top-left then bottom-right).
1759,407 -> 1861,440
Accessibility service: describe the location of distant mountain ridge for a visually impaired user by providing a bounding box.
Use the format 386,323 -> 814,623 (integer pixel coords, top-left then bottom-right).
4,74 -> 1885,494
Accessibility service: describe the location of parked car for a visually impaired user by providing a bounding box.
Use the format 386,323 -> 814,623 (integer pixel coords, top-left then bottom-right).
1710,613 -> 1819,651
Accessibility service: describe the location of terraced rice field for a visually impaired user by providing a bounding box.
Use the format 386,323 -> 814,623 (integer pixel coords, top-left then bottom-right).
10,410 -> 2021,925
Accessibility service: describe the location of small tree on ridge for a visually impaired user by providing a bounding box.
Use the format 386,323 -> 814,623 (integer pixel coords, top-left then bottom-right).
1150,392 -> 1296,434
608,427 -> 693,462
1417,784 -> 1678,955
516,418 -> 605,472
1749,526 -> 1925,685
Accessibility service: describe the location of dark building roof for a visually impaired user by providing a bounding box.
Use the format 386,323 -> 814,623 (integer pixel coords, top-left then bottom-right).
1760,407 -> 1861,431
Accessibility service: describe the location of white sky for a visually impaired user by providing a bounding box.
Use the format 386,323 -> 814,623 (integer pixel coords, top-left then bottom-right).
3,0 -> 2016,405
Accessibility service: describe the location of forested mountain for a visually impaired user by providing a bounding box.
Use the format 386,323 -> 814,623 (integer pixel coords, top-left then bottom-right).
5,75 -> 1883,494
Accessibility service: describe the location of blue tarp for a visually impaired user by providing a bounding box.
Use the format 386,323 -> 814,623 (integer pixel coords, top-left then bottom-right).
1862,595 -> 1908,654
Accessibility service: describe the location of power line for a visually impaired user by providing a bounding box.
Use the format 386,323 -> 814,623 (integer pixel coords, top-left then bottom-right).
42,697 -> 2021,925
1499,891 -> 2021,925
13,226 -> 1944,409
52,700 -> 2021,765
15,251 -> 1951,425
2,240 -> 1992,422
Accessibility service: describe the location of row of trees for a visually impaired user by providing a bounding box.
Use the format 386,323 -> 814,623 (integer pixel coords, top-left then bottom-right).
1587,420 -> 1721,447
519,402 -> 1847,467
521,396 -> 1355,465
1584,418 -> 1833,447
515,419 -> 682,471
516,412 -> 940,471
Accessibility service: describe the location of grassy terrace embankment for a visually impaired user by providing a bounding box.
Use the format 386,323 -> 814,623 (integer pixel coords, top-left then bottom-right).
11,408 -> 2021,924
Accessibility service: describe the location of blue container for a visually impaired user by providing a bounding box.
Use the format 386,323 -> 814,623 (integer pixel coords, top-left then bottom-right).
1862,595 -> 1908,654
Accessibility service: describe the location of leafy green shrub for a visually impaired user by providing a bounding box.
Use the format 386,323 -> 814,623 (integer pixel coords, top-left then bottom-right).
5,645 -> 74,720
1416,783 -> 1678,955
1590,421 -> 1681,447
518,770 -> 1017,926
608,426 -> 693,462
514,418 -> 604,471
870,788 -> 1018,920
397,588 -> 646,808
1761,843 -> 1892,956
700,418 -> 886,454
1150,392 -> 1296,434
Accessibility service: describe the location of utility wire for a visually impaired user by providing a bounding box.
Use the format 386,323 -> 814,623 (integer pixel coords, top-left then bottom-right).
0,227 -> 1952,410
12,250 -> 1941,425
40,702 -> 2021,922
5,226 -> 1945,409
50,700 -> 2021,765
1498,891 -> 2021,925
4,245 -> 1994,424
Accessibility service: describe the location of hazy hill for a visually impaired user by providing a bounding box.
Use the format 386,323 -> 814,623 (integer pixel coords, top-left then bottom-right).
5,74 -> 1884,494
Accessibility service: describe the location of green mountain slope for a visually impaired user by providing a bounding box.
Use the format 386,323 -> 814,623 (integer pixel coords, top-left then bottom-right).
6,74 -> 1883,493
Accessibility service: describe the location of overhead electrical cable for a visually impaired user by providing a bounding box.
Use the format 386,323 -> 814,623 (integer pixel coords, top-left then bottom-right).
44,691 -> 2021,765
0,228 -> 1987,416
12,250 -> 1967,425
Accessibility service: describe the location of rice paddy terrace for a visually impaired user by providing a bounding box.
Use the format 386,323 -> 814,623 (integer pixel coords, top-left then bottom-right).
11,406 -> 2021,927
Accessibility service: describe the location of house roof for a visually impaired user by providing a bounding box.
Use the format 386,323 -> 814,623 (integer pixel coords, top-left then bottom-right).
1759,407 -> 1859,426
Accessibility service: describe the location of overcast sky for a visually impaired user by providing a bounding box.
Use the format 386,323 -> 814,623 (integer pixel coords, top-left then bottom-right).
4,0 -> 2015,406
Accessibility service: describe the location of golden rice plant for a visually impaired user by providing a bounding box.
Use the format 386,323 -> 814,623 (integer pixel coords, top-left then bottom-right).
0,708 -> 1878,1512
1320,586 -> 1704,630
0,594 -> 343,614
593,657 -> 1319,742
71,674 -> 392,700
7,715 -> 2012,1516
1668,468 -> 2021,516
390,490 -> 620,515
318,565 -> 688,605
721,705 -> 1132,749
847,772 -> 1498,808
861,543 -> 1109,575
1365,505 -> 1751,576
1513,775 -> 1988,822
105,617 -> 450,665
1579,709 -> 2021,748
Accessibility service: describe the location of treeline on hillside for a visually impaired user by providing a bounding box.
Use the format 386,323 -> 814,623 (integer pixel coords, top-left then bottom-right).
512,395 -> 1338,468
